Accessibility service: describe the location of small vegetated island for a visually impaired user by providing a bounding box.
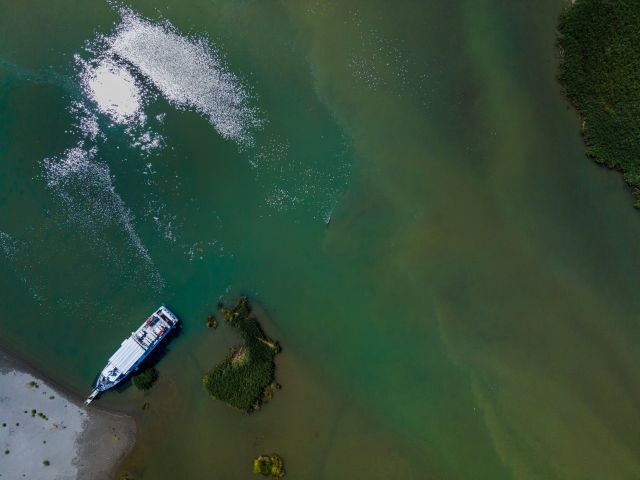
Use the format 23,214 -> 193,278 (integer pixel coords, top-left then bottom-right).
203,296 -> 281,412
558,0 -> 640,206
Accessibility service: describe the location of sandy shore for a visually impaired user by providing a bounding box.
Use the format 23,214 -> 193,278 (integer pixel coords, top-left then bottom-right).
0,351 -> 135,480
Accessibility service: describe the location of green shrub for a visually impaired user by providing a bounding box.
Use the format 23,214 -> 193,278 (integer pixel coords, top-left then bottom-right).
132,368 -> 158,390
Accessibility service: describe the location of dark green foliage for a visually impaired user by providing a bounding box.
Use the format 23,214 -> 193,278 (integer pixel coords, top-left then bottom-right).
203,297 -> 281,412
252,454 -> 285,478
132,367 -> 158,390
558,0 -> 640,206
43,460 -> 50,466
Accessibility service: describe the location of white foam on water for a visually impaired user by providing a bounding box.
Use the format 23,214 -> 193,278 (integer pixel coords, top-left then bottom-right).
42,146 -> 163,288
108,8 -> 261,146
130,129 -> 163,154
0,233 -> 45,301
0,231 -> 17,258
74,56 -> 163,155
145,197 -> 179,243
79,57 -> 144,124
69,101 -> 102,141
346,15 -> 410,95
251,135 -> 351,221
36,6 -> 267,293
72,6 -> 261,150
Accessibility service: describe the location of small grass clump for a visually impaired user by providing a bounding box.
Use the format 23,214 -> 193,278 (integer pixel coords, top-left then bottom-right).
132,368 -> 158,391
206,314 -> 218,329
43,460 -> 50,466
203,297 -> 281,412
252,454 -> 285,478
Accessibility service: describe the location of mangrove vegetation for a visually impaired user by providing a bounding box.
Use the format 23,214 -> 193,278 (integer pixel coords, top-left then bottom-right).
558,0 -> 640,206
203,296 -> 281,412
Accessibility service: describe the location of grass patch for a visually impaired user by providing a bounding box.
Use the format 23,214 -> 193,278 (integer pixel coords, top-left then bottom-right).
132,367 -> 158,391
558,0 -> 640,206
252,454 -> 285,478
203,297 -> 281,412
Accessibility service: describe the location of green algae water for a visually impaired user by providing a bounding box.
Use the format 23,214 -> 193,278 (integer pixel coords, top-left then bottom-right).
2,0 -> 640,479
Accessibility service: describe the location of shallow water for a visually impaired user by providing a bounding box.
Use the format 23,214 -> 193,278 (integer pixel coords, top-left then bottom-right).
2,1 -> 640,479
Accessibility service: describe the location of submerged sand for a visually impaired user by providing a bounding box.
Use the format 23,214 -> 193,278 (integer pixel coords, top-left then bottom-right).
0,352 -> 135,480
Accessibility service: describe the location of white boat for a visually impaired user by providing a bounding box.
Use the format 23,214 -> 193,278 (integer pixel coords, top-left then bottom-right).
85,306 -> 179,405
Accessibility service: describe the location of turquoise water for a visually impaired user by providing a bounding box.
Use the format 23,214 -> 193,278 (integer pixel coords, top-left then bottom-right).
2,1 -> 640,479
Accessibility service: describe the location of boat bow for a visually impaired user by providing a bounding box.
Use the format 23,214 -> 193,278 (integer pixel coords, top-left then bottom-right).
84,389 -> 100,405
